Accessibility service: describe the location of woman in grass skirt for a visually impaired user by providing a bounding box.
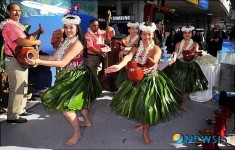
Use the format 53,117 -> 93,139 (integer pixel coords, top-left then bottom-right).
105,22 -> 183,145
120,21 -> 139,55
116,21 -> 140,87
25,15 -> 102,146
162,26 -> 208,112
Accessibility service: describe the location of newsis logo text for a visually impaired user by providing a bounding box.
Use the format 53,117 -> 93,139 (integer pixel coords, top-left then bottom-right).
173,133 -> 227,144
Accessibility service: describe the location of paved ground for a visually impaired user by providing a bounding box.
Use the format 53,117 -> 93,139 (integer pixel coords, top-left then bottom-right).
0,91 -> 234,150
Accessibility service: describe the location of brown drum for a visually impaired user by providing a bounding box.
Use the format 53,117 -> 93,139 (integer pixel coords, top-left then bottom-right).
182,50 -> 195,62
15,24 -> 42,68
126,61 -> 144,83
51,29 -> 63,49
15,45 -> 39,68
182,50 -> 202,62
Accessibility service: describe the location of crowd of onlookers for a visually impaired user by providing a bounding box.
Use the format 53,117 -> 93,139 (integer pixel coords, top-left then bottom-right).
164,22 -> 235,57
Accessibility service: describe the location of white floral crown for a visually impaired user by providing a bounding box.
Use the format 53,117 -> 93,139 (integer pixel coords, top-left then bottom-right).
139,22 -> 156,32
127,22 -> 139,28
181,26 -> 195,32
62,14 -> 81,25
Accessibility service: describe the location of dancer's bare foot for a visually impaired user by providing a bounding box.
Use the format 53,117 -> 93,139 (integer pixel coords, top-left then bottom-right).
142,134 -> 152,145
65,134 -> 81,146
133,125 -> 143,131
181,105 -> 189,112
79,121 -> 91,127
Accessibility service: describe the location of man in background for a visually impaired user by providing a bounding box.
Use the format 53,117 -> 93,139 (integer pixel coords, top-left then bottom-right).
155,19 -> 164,47
1,3 -> 43,123
207,23 -> 222,57
84,19 -> 115,77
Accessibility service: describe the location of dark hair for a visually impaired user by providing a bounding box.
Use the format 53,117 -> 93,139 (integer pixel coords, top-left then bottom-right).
6,3 -> 20,19
62,16 -> 87,54
63,24 -> 85,44
77,24 -> 88,56
154,19 -> 162,24
170,28 -> 176,34
90,19 -> 98,24
7,3 -> 19,11
137,22 -> 160,47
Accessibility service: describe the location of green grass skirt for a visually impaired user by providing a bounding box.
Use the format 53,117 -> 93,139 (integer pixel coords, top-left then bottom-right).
162,59 -> 208,93
115,68 -> 127,87
41,65 -> 102,112
111,71 -> 183,125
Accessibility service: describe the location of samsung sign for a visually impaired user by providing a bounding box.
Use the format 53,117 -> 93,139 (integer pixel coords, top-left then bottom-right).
112,15 -> 135,21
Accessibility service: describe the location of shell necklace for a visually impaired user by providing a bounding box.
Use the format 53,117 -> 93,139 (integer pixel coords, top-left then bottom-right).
56,36 -> 78,61
126,35 -> 138,47
87,28 -> 102,40
134,40 -> 154,64
0,19 -> 25,31
178,39 -> 193,57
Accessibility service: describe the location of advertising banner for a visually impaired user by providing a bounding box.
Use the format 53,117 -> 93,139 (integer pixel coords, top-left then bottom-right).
14,0 -> 97,54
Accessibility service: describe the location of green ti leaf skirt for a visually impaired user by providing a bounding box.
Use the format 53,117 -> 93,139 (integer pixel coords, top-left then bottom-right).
111,71 -> 183,125
162,59 -> 208,93
41,65 -> 102,112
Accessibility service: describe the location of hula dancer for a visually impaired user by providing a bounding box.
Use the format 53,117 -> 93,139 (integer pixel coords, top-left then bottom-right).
162,25 -> 208,112
116,21 -> 140,87
25,14 -> 102,146
105,22 -> 183,145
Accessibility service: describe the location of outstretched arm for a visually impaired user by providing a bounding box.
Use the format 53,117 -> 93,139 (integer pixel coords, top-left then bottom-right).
169,42 -> 180,66
194,42 -> 199,52
39,51 -> 58,61
105,47 -> 136,73
26,40 -> 83,68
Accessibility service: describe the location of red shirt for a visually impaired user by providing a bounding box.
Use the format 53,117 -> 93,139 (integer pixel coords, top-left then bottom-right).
85,29 -> 106,54
2,20 -> 26,56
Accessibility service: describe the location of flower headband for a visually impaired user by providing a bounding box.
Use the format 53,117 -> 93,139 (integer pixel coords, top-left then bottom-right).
127,22 -> 139,28
139,22 -> 156,33
181,26 -> 195,32
62,14 -> 81,25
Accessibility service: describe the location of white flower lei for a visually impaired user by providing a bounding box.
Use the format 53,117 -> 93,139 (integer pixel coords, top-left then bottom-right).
56,36 -> 78,61
62,14 -> 81,25
87,28 -> 102,40
127,22 -> 139,28
139,22 -> 156,33
178,39 -> 193,58
134,40 -> 154,64
126,35 -> 139,47
0,19 -> 25,31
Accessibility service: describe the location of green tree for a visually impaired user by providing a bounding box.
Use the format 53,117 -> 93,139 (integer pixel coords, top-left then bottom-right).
0,0 -> 7,71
